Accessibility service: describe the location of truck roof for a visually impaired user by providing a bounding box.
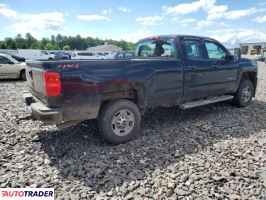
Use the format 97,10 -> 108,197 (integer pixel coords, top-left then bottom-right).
137,34 -> 218,43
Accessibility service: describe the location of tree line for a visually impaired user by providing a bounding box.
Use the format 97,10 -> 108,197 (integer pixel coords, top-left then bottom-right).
0,33 -> 135,51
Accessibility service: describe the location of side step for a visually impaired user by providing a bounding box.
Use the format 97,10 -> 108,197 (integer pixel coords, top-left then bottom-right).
180,95 -> 234,110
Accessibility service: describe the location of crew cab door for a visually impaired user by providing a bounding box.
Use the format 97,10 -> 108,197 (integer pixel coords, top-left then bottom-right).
181,37 -> 238,101
135,37 -> 184,106
181,37 -> 214,101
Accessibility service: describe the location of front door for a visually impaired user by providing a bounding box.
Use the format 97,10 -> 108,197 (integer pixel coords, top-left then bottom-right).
202,39 -> 238,95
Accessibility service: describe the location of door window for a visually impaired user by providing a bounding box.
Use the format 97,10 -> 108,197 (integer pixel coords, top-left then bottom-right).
0,56 -> 11,64
182,39 -> 204,60
204,41 -> 227,60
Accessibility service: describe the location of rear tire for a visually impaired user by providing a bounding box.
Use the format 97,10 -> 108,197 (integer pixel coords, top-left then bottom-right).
20,70 -> 26,81
233,79 -> 254,107
98,99 -> 141,144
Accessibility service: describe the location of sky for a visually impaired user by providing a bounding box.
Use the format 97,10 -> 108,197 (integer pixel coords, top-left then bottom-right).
0,0 -> 266,47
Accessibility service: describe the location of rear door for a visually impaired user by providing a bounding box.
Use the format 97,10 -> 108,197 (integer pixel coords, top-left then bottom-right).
181,37 -> 216,101
135,37 -> 184,106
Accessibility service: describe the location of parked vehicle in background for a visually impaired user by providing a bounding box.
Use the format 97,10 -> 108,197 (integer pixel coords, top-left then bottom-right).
103,52 -> 117,59
2,52 -> 26,62
71,51 -> 105,60
254,52 -> 265,61
54,52 -> 70,60
17,49 -> 54,60
0,53 -> 26,80
114,51 -> 135,59
23,35 -> 257,144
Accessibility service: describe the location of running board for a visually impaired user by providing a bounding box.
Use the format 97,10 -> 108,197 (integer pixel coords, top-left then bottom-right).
180,95 -> 234,110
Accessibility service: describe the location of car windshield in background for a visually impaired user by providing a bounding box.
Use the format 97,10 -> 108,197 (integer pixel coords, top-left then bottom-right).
135,38 -> 177,59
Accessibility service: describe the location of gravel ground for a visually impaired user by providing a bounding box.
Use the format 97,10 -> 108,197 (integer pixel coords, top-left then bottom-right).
0,62 -> 266,200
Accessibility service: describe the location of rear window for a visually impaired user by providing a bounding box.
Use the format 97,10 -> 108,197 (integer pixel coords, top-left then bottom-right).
135,38 -> 177,59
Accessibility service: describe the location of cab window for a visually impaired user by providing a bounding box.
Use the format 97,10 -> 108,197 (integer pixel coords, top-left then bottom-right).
204,41 -> 227,60
182,39 -> 205,60
0,56 -> 11,64
41,51 -> 48,55
135,38 -> 177,59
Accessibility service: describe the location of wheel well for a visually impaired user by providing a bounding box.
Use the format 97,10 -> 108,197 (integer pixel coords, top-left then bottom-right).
242,72 -> 256,85
100,90 -> 138,110
241,72 -> 257,96
20,69 -> 25,75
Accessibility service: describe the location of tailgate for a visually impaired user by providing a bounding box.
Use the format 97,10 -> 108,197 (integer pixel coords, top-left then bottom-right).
26,61 -> 47,104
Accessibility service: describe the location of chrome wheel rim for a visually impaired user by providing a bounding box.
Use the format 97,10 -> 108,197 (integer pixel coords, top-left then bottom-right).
242,85 -> 252,103
111,109 -> 135,136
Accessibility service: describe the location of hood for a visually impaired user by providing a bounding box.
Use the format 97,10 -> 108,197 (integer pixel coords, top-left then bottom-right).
19,62 -> 26,66
239,57 -> 258,68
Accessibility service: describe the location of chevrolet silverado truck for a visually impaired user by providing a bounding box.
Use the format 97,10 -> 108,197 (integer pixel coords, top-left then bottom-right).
23,35 -> 258,144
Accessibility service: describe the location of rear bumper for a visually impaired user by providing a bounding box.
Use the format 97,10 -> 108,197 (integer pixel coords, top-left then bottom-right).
23,92 -> 62,124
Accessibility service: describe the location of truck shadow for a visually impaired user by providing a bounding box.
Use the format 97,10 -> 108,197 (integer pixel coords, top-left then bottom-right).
37,100 -> 266,193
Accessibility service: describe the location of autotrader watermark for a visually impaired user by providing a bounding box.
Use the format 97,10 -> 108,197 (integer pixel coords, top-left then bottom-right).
0,188 -> 54,200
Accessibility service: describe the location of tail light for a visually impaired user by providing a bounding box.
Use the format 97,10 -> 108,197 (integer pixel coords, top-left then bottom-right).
44,72 -> 61,97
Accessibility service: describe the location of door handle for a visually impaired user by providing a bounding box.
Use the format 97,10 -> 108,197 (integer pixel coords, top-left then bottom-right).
187,65 -> 197,69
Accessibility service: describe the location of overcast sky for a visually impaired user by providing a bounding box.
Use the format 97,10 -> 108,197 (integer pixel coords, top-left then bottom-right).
0,0 -> 266,47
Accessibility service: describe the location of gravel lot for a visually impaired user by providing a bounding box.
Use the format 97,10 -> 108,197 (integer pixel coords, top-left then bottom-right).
0,62 -> 265,200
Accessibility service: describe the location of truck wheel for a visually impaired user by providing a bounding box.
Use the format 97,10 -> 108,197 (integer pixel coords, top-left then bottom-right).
20,70 -> 26,81
98,99 -> 141,144
233,79 -> 254,107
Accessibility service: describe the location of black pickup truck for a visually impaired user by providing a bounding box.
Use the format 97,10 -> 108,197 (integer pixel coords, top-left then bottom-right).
23,35 -> 258,144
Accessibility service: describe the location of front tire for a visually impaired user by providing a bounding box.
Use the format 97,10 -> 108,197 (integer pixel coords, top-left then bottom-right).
98,99 -> 141,144
233,79 -> 254,107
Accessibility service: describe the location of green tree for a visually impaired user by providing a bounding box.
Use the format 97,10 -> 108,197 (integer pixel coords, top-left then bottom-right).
0,42 -> 7,49
10,41 -> 17,49
5,37 -> 14,49
15,34 -> 24,48
0,33 -> 135,51
21,43 -> 27,49
63,45 -> 70,50
51,35 -> 55,46
44,43 -> 54,50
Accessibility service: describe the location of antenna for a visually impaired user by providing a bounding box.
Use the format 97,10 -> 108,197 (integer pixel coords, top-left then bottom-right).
236,29 -> 239,48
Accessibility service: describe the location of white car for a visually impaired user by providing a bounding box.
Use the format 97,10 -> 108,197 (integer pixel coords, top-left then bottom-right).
0,53 -> 26,80
16,49 -> 54,60
71,52 -> 105,60
103,52 -> 116,59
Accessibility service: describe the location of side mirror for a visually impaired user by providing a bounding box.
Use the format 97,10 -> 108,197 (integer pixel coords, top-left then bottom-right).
234,48 -> 241,61
227,55 -> 234,60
